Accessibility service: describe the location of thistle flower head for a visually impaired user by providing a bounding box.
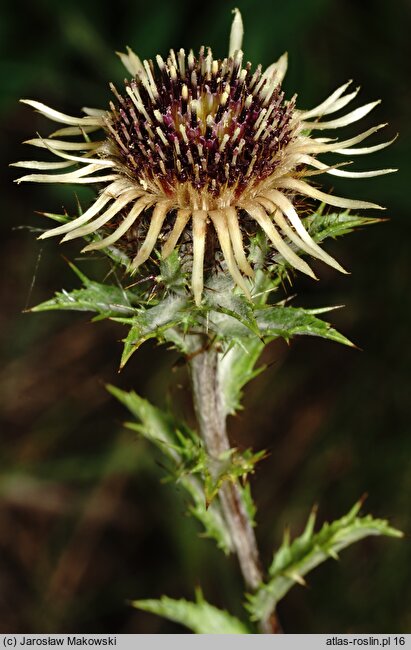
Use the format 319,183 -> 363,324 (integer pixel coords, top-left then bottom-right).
15,9 -> 396,305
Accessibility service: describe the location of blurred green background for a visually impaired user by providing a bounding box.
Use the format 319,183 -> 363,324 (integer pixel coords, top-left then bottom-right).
1,0 -> 410,633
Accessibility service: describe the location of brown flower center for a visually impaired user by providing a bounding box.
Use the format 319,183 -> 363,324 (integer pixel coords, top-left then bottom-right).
105,47 -> 297,207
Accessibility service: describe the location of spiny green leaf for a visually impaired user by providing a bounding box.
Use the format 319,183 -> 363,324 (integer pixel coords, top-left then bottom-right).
107,385 -> 232,553
120,295 -> 187,367
36,210 -> 69,224
240,483 -> 258,528
219,338 -> 265,416
157,249 -> 188,294
183,480 -> 233,555
132,592 -> 250,634
307,209 -> 382,243
248,229 -> 270,268
216,269 -> 279,417
210,305 -> 261,339
164,431 -> 264,510
203,448 -> 266,507
30,252 -> 355,363
107,384 -> 178,454
205,275 -> 261,336
31,263 -> 137,317
247,499 -> 403,622
255,304 -> 354,347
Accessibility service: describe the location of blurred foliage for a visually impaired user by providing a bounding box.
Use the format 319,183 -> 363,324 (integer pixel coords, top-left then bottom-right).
1,0 -> 410,634
107,384 -> 233,554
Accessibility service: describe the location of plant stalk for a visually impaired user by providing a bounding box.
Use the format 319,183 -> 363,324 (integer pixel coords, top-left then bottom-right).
189,345 -> 281,634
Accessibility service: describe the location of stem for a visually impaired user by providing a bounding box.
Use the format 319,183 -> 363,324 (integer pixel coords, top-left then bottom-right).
189,345 -> 281,634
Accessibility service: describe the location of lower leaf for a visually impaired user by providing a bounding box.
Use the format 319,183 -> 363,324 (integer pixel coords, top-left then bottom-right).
132,591 -> 250,634
247,499 -> 403,622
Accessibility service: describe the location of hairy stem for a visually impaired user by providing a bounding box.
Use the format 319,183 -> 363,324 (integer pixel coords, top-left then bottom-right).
189,345 -> 281,634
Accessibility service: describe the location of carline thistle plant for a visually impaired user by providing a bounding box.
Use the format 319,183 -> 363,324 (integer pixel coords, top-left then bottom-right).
15,10 -> 396,304
15,9 -> 402,635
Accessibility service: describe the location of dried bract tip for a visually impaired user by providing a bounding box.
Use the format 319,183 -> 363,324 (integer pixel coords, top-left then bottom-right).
229,8 -> 244,57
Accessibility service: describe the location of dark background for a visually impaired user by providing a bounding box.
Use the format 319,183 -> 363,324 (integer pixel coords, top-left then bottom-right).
1,0 -> 410,633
